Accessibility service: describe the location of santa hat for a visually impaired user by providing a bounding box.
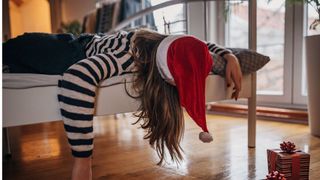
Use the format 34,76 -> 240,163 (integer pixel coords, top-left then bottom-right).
156,35 -> 213,143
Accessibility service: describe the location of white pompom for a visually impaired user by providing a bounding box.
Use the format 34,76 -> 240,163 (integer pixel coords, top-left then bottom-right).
199,132 -> 213,143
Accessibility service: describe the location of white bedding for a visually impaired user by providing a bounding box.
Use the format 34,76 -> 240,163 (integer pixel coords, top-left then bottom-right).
3,73 -> 134,89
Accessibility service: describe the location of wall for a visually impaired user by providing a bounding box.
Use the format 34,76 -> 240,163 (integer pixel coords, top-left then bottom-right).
9,0 -> 52,38
9,1 -> 22,38
61,0 -> 96,23
3,0 -> 12,40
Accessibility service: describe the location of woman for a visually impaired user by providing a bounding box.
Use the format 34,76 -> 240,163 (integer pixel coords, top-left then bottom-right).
3,29 -> 242,180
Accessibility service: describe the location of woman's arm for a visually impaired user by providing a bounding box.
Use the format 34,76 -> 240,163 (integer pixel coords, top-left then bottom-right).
206,42 -> 232,58
206,42 -> 242,100
224,53 -> 242,100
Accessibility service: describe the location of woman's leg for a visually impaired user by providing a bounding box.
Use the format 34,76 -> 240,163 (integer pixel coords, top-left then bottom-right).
72,157 -> 92,180
58,53 -> 122,179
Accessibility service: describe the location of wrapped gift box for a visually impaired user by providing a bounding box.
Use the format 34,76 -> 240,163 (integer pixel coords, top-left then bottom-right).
267,149 -> 310,180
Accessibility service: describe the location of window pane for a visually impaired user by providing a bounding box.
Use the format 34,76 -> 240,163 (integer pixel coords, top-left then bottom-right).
256,0 -> 285,95
226,1 -> 249,48
226,0 -> 285,95
149,0 -> 171,6
150,1 -> 186,34
307,2 -> 320,36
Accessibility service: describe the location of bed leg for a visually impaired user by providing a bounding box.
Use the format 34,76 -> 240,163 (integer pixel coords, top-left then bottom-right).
248,73 -> 256,148
3,127 -> 12,158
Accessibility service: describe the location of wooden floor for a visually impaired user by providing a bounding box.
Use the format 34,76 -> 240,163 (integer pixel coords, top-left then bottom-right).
3,113 -> 320,180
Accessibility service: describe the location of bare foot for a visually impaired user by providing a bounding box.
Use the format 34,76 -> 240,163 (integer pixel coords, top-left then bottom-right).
72,157 -> 92,180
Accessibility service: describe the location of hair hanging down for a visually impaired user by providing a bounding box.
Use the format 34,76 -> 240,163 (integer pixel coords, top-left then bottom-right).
129,29 -> 185,165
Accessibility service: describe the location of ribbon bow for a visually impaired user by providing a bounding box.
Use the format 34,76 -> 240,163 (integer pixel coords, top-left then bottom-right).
280,141 -> 296,153
266,171 -> 286,180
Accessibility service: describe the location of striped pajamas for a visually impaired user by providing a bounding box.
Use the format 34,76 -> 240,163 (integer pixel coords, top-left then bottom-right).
206,42 -> 232,57
57,31 -> 231,158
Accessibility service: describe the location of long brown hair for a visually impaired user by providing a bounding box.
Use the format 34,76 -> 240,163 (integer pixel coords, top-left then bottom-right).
129,29 -> 185,165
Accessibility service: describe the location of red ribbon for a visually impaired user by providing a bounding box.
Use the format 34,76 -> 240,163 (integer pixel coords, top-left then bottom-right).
269,149 -> 301,180
269,150 -> 277,172
291,153 -> 301,180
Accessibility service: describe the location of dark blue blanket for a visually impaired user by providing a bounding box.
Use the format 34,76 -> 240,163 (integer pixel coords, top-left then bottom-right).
3,33 -> 93,75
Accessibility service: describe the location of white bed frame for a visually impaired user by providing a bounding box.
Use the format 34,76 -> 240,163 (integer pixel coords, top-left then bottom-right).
3,74 -> 256,127
3,0 -> 257,156
3,74 -> 257,155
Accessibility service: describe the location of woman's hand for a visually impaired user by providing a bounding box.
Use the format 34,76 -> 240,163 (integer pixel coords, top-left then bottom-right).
224,54 -> 242,100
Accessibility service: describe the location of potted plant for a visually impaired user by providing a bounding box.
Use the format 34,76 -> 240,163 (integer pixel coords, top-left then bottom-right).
269,0 -> 319,136
59,20 -> 82,36
294,0 -> 320,136
287,0 -> 320,30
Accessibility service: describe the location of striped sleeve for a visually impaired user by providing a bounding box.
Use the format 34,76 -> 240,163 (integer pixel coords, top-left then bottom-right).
206,42 -> 232,57
85,31 -> 135,58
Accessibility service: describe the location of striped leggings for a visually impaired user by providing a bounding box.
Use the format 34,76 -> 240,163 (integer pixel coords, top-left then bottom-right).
58,53 -> 128,157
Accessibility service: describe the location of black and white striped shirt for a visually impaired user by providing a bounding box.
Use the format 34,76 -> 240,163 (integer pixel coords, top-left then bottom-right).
84,31 -> 232,74
84,31 -> 135,75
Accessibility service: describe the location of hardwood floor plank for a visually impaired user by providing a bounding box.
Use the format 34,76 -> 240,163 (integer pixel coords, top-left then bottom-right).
3,113 -> 320,179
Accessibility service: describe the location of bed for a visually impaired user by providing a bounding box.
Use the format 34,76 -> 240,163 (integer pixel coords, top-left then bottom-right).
3,0 -> 258,157
3,72 -> 257,155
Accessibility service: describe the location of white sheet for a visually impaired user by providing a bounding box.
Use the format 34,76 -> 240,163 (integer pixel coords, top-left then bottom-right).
3,73 -> 134,89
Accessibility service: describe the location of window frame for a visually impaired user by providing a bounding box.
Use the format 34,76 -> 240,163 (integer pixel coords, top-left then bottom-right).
292,2 -> 308,105
208,0 -> 307,108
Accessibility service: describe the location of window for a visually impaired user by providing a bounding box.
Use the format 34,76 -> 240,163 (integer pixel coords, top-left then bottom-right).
225,1 -> 249,48
306,2 -> 320,36
150,0 -> 186,34
223,0 -> 307,107
226,0 -> 286,96
128,1 -> 186,34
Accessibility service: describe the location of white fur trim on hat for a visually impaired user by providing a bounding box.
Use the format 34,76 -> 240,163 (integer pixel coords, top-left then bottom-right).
156,35 -> 187,83
199,132 -> 213,143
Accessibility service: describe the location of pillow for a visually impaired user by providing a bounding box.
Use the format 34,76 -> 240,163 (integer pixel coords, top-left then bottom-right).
211,48 -> 270,76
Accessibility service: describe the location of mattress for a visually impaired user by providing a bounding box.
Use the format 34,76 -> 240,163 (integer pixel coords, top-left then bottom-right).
3,73 -> 134,89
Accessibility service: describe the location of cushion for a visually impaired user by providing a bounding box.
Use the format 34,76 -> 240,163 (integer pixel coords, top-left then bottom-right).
211,48 -> 270,76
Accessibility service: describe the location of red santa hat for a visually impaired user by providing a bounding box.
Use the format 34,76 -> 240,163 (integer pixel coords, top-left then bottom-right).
156,35 -> 213,143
